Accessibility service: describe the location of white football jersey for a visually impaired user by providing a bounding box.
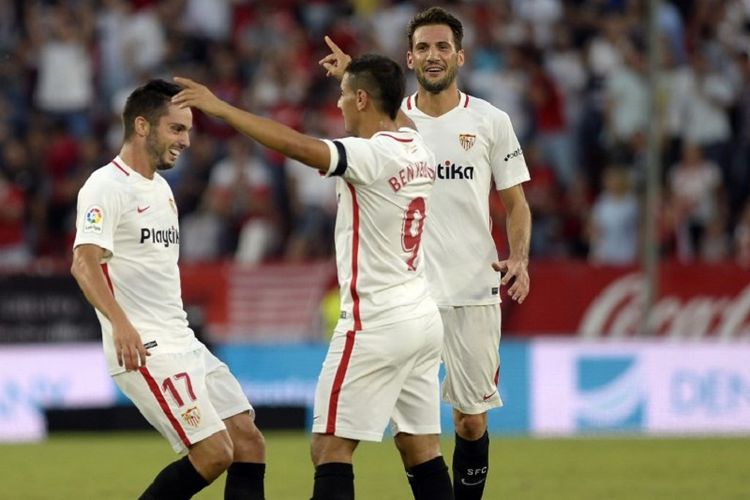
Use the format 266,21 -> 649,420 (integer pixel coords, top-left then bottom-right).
74,156 -> 200,374
402,91 -> 530,306
322,128 -> 438,330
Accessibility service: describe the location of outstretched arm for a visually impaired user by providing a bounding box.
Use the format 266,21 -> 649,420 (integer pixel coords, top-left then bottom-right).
492,184 -> 531,303
172,77 -> 331,172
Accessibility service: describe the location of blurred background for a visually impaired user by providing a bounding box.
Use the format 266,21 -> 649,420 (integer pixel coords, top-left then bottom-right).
1,0 -> 750,446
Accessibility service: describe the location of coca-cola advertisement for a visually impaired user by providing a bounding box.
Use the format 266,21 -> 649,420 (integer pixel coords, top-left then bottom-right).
502,261 -> 750,339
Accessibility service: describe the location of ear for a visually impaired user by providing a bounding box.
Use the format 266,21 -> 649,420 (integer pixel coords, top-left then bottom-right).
406,51 -> 414,69
134,116 -> 150,137
457,48 -> 465,68
355,89 -> 368,111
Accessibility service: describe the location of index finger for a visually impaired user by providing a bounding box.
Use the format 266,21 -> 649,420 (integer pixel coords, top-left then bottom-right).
324,35 -> 344,55
173,76 -> 197,88
138,344 -> 150,367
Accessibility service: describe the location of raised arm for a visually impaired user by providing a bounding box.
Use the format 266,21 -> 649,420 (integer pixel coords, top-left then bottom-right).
172,77 -> 332,172
319,35 -> 351,81
71,244 -> 149,370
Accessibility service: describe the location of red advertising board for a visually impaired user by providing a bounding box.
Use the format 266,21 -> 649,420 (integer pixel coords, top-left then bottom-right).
502,261 -> 750,339
178,260 -> 749,341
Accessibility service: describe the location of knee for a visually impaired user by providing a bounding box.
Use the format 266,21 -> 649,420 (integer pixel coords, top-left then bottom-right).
454,412 -> 487,440
226,414 -> 266,462
394,433 -> 441,469
310,434 -> 355,466
309,434 -> 325,466
234,423 -> 266,459
208,440 -> 234,472
191,434 -> 234,480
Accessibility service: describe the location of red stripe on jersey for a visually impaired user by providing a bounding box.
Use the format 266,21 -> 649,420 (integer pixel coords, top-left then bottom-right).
378,133 -> 413,143
347,183 -> 362,330
139,367 -> 192,448
324,183 -> 362,434
112,159 -> 130,176
406,95 -> 413,110
326,329 -> 357,434
463,93 -> 470,108
101,263 -> 114,293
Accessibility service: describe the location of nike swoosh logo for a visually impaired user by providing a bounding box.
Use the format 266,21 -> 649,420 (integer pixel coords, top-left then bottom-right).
137,206 -> 150,213
482,391 -> 496,401
461,478 -> 486,486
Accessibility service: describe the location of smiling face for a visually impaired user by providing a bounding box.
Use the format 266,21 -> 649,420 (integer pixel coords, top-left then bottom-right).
144,104 -> 192,171
407,24 -> 464,94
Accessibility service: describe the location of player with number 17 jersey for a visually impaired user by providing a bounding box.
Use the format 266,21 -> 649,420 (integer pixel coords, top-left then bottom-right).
322,128 -> 438,331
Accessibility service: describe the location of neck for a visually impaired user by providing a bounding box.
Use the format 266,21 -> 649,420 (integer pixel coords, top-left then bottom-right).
359,114 -> 398,139
415,84 -> 461,117
119,142 -> 156,180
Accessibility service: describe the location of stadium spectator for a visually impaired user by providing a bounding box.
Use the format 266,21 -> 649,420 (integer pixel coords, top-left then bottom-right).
283,155 -> 336,261
0,169 -> 29,266
603,42 -> 648,163
588,166 -> 640,265
668,142 -> 724,261
527,46 -> 576,188
206,136 -> 280,264
28,3 -> 95,138
670,49 -> 735,184
71,80 -> 267,500
734,199 -> 750,267
172,51 -> 454,500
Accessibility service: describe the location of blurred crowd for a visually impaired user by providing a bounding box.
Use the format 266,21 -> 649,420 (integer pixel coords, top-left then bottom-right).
1,0 -> 750,268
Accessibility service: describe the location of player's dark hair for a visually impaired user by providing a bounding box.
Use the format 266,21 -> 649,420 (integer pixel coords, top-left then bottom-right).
407,6 -> 464,50
345,54 -> 404,120
122,79 -> 182,140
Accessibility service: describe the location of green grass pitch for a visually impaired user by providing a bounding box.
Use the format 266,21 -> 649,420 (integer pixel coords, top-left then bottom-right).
1,431 -> 749,499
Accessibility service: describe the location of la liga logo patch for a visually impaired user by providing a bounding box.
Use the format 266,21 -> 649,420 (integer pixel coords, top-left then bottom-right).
83,205 -> 104,234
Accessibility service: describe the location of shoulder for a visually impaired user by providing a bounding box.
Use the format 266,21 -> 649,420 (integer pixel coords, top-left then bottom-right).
462,93 -> 511,123
79,162 -> 132,205
154,172 -> 174,191
81,163 -> 126,191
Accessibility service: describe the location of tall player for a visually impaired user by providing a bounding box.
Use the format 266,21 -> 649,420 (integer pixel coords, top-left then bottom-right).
71,79 -> 267,500
172,54 -> 454,500
321,7 -> 532,499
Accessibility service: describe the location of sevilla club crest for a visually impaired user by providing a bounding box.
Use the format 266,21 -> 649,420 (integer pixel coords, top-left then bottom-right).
458,134 -> 476,151
181,406 -> 201,427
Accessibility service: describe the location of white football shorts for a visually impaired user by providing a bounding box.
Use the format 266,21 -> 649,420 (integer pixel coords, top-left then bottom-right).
440,304 -> 503,414
312,309 -> 443,441
114,344 -> 253,453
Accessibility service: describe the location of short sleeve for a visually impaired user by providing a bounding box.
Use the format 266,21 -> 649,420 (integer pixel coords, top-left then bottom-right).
322,137 -> 382,185
73,177 -> 121,259
490,111 -> 531,190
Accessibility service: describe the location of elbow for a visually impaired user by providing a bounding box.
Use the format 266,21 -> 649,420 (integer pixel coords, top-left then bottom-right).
70,256 -> 81,283
70,251 -> 89,285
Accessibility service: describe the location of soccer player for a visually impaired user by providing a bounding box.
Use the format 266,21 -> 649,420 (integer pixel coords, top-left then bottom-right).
172,54 -> 454,500
71,79 -> 267,500
320,7 -> 532,499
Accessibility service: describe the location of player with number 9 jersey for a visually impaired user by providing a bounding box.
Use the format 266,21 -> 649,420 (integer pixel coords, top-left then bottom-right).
323,130 -> 437,331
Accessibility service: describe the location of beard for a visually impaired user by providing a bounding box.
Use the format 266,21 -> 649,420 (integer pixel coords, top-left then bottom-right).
415,64 -> 458,94
146,130 -> 176,171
